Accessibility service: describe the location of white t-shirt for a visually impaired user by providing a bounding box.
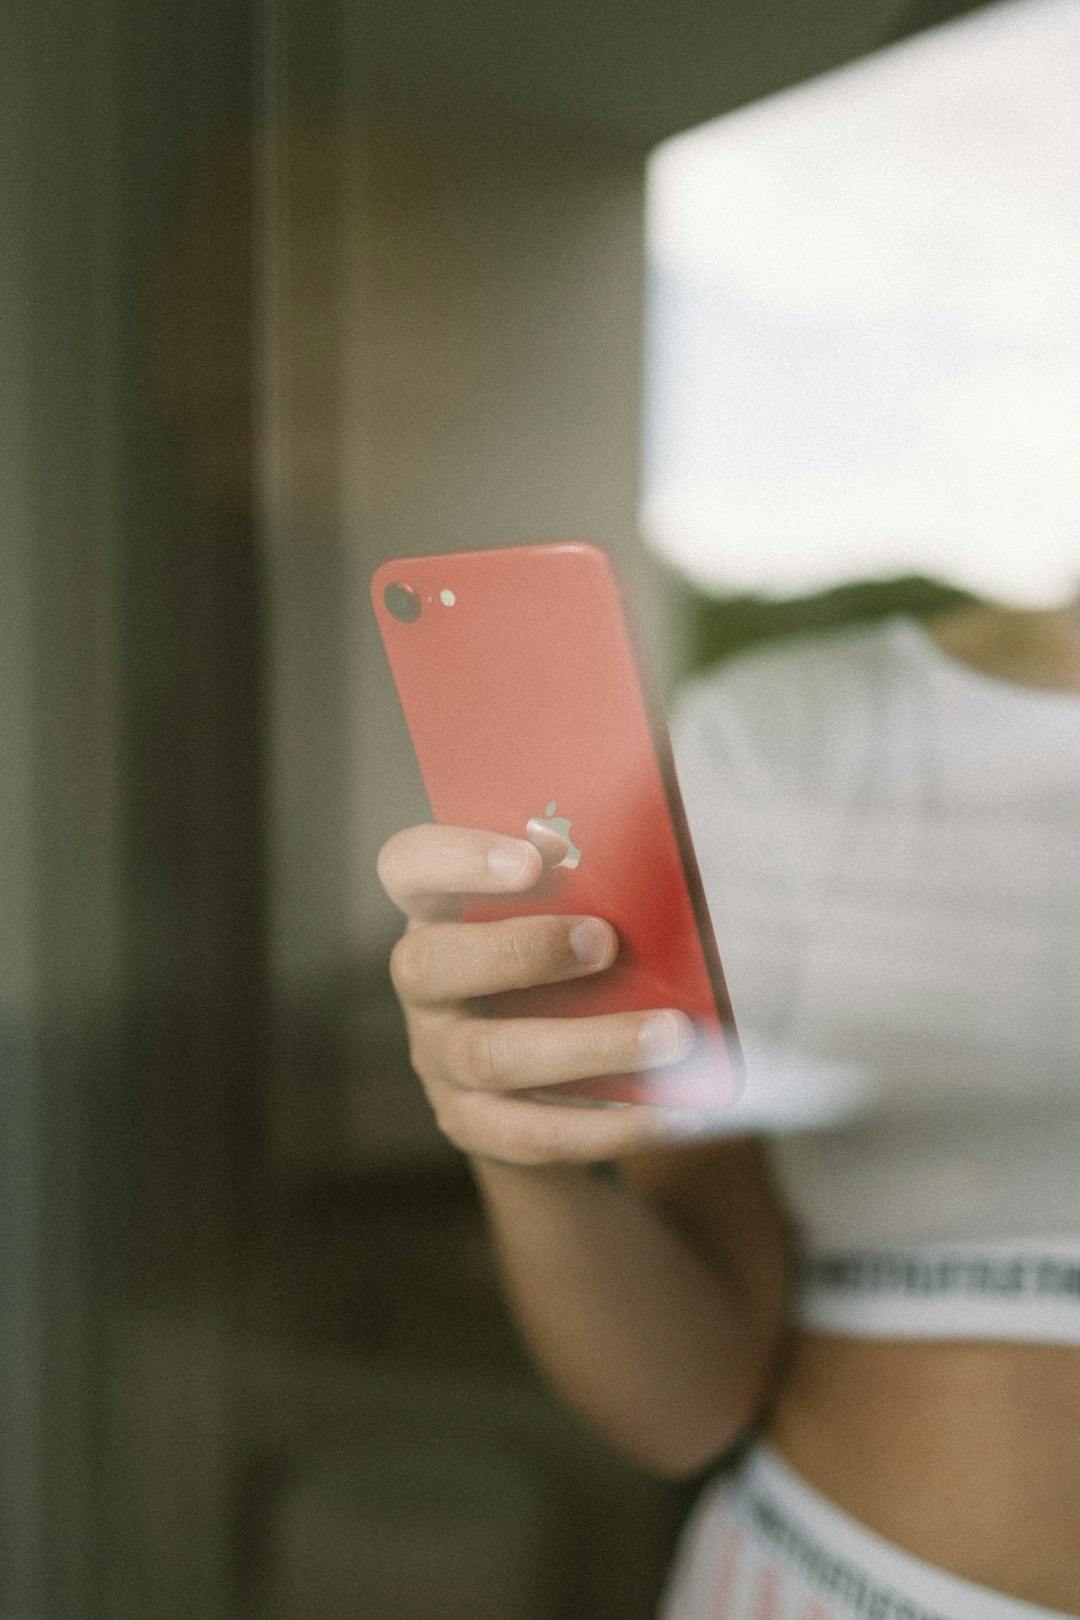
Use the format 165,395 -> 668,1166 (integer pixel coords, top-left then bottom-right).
671,615 -> 1080,1252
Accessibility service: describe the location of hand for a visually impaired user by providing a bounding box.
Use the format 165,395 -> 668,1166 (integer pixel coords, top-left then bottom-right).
377,824 -> 699,1166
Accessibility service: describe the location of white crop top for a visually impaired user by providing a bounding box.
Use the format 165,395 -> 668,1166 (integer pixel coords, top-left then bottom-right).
671,616 -> 1080,1342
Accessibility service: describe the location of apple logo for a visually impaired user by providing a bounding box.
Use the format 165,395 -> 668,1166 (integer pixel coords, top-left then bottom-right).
526,800 -> 581,869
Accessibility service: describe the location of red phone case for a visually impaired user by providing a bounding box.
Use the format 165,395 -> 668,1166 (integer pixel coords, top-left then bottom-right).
371,542 -> 741,1108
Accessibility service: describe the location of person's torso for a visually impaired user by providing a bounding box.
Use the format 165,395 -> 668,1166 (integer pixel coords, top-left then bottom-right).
673,617 -> 1080,1609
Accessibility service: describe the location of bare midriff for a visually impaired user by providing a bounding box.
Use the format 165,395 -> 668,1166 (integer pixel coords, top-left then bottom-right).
765,1331 -> 1080,1612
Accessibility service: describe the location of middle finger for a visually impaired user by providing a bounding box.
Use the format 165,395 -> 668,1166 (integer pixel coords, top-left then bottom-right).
390,912 -> 618,1006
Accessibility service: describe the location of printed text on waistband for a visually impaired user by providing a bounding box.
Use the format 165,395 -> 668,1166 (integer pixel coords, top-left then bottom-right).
748,1491 -> 948,1620
801,1251 -> 1080,1302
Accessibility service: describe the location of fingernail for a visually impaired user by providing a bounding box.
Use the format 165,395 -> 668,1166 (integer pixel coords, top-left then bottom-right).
487,839 -> 534,883
638,1011 -> 693,1067
569,918 -> 611,967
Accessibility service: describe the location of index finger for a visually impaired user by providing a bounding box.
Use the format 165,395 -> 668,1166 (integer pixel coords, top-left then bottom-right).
377,823 -> 550,923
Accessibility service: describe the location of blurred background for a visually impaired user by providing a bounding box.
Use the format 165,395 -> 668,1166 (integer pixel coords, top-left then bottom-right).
0,0 -> 1019,1614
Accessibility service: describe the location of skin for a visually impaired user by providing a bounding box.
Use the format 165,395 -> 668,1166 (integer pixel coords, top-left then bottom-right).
377,596 -> 1080,1610
765,597 -> 1080,1610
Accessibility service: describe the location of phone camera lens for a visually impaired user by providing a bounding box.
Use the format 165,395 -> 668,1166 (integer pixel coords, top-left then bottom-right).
384,582 -> 422,623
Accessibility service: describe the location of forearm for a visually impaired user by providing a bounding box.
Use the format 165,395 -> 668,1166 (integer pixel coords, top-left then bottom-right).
472,1155 -> 782,1478
376,826 -> 789,1472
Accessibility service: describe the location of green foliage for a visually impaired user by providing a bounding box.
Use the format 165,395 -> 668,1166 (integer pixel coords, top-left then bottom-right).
680,575 -> 977,677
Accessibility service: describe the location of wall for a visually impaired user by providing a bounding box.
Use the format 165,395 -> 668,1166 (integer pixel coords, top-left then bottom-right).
261,111 -> 681,1016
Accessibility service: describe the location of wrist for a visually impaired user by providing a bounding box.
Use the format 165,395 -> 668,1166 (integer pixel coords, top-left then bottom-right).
469,1152 -> 628,1209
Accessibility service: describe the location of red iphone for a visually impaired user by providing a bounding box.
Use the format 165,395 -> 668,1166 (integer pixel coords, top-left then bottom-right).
371,542 -> 741,1109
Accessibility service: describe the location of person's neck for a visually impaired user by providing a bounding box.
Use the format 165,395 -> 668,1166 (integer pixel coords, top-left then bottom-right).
926,597 -> 1080,693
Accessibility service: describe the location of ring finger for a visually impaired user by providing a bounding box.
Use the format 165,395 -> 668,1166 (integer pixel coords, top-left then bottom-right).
441,1006 -> 696,1093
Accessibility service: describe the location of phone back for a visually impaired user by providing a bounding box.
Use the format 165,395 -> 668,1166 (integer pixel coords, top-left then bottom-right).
371,542 -> 740,1108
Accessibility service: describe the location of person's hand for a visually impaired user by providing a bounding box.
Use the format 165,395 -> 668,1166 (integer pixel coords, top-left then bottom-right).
377,824 -> 700,1166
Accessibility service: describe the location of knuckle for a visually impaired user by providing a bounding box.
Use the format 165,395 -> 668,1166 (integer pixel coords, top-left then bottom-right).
488,1113 -> 555,1168
433,1088 -> 510,1161
402,1010 -> 445,1091
525,1114 -> 577,1165
495,923 -> 536,982
429,1093 -> 470,1152
576,1021 -> 614,1073
375,831 -> 408,896
388,931 -> 424,1001
556,1016 -> 618,1080
475,1115 -> 522,1163
495,919 -> 561,987
443,1020 -> 501,1090
514,1134 -> 560,1168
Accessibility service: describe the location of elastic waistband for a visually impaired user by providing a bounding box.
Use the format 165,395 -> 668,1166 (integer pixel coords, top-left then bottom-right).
796,1242 -> 1080,1343
737,1445 -> 1075,1620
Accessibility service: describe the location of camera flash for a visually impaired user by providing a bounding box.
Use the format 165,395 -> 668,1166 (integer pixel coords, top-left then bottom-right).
439,589 -> 456,606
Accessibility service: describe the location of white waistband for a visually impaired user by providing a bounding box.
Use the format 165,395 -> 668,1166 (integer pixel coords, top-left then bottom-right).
796,1242 -> 1080,1343
743,1446 -> 1075,1619
660,1442 -> 1077,1620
